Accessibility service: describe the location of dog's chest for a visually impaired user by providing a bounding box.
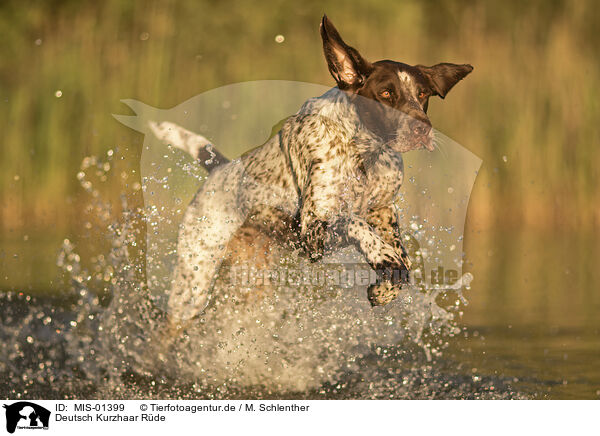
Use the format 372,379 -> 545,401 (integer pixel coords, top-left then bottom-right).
348,149 -> 404,212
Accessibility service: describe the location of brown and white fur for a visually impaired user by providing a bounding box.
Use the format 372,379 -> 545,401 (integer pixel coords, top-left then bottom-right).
152,16 -> 473,329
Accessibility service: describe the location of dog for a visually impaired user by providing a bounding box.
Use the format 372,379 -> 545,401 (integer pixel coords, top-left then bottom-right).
153,15 -> 473,329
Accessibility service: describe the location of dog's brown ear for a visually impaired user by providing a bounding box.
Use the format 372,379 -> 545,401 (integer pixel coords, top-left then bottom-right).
418,63 -> 473,99
320,15 -> 372,91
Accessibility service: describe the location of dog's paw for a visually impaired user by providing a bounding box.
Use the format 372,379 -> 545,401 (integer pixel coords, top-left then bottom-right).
301,220 -> 328,262
369,245 -> 404,270
369,245 -> 411,284
367,282 -> 400,306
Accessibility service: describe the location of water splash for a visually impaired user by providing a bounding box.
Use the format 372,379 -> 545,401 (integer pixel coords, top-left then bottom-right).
0,149 -> 523,399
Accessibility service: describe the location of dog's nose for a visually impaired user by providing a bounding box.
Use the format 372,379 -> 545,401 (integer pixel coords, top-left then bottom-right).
410,118 -> 431,136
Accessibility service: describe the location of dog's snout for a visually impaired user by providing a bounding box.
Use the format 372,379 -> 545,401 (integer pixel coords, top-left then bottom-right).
409,118 -> 432,136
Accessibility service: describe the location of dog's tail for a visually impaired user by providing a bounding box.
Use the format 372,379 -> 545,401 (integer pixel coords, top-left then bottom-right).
148,121 -> 229,172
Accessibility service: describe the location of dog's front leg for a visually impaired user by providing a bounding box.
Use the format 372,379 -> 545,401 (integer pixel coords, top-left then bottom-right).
298,165 -> 408,269
367,205 -> 411,270
301,204 -> 410,307
345,215 -> 410,274
298,161 -> 353,260
364,206 -> 412,306
300,207 -> 408,280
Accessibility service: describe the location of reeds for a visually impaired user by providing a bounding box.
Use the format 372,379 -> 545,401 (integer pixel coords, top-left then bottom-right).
1,0 -> 598,236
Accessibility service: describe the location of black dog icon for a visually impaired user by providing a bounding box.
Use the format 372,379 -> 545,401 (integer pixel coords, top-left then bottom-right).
3,402 -> 50,434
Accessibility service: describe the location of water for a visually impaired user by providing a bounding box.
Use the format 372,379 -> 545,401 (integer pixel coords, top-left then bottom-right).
1,151 -> 598,400
455,229 -> 600,399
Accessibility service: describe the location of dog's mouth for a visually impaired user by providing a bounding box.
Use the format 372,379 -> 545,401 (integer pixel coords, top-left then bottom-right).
415,134 -> 435,152
389,133 -> 435,153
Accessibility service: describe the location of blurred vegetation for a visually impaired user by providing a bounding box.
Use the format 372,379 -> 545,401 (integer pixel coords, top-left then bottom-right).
0,0 -> 599,292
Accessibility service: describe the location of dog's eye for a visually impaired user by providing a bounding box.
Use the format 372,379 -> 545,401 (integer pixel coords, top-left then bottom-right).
418,91 -> 427,99
380,90 -> 392,99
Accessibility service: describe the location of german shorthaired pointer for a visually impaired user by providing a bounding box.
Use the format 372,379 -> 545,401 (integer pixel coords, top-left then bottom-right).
150,15 -> 472,329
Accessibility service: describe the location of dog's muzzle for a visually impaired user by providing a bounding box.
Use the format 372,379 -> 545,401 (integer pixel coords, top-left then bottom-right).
409,118 -> 434,151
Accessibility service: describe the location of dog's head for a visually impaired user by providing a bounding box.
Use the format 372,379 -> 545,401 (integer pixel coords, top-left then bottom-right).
320,15 -> 473,153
